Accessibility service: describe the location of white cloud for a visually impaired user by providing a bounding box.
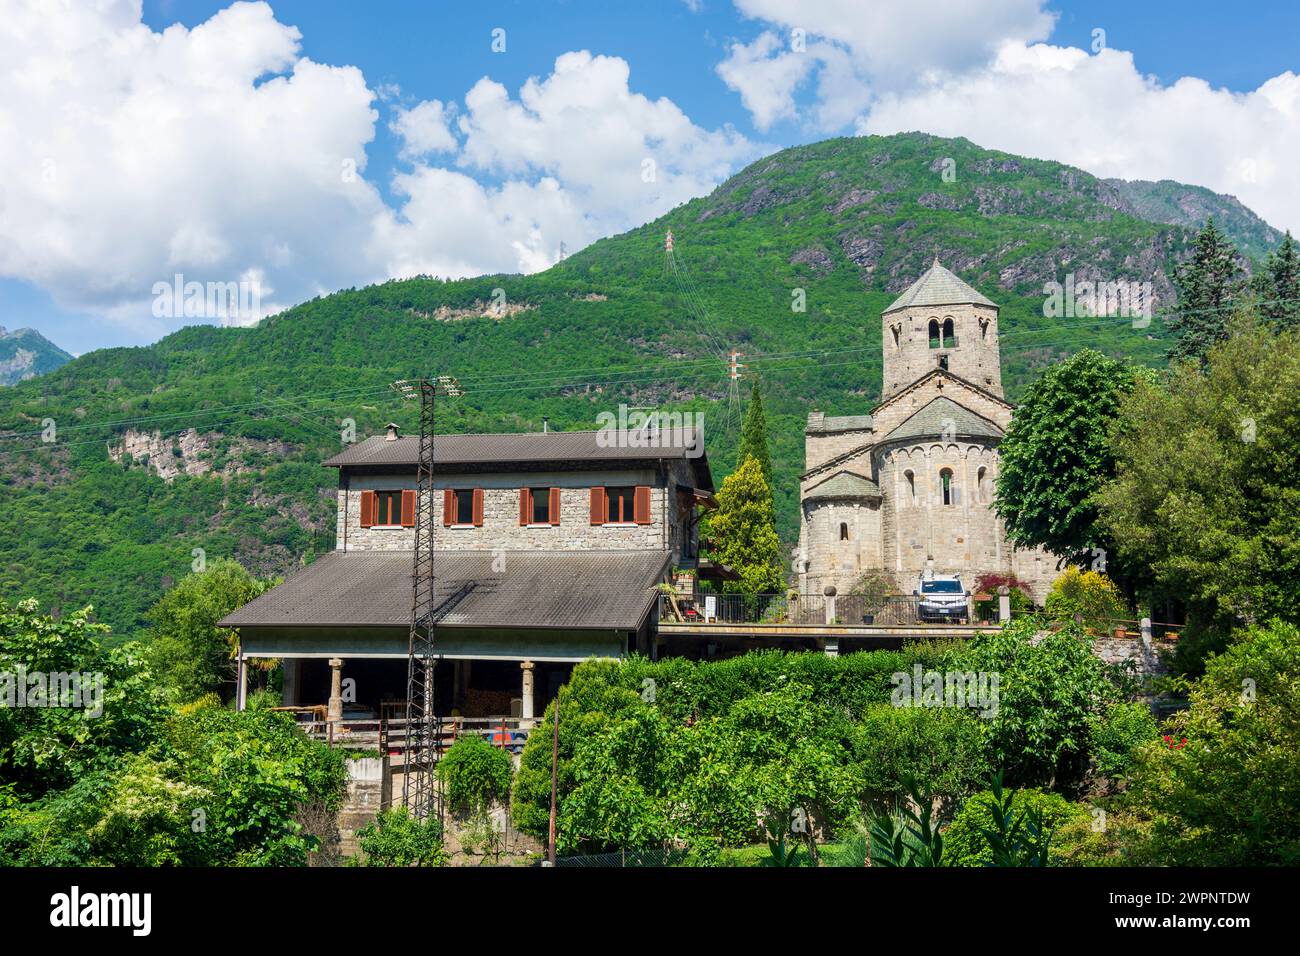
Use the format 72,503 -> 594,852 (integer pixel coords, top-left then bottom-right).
717,0 -> 1055,128
0,3 -> 760,341
862,43 -> 1300,234
390,99 -> 458,159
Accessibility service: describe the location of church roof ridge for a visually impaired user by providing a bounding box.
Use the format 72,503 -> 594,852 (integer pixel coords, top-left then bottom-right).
883,260 -> 997,313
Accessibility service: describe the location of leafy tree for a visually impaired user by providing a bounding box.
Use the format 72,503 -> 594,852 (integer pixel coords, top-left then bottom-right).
1254,230 -> 1300,331
1168,217 -> 1244,363
994,349 -> 1149,569
145,559 -> 273,703
1097,317 -> 1300,668
957,617 -> 1119,789
0,598 -> 166,798
703,456 -> 784,595
736,379 -> 772,486
436,734 -> 513,817
1118,620 -> 1300,865
1088,701 -> 1159,780
852,705 -> 989,809
353,808 -> 447,867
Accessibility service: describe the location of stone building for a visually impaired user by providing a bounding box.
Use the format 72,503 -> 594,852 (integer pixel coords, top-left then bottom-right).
220,426 -> 716,726
797,260 -> 1059,602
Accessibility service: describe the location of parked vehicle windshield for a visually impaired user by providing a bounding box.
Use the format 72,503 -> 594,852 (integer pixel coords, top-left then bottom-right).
921,580 -> 963,593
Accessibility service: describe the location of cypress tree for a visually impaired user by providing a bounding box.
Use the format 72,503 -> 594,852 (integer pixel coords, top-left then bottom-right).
736,380 -> 772,485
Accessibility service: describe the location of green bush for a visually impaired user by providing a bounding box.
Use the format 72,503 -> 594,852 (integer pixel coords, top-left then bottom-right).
437,735 -> 513,817
354,809 -> 446,867
1043,567 -> 1132,631
852,705 -> 989,807
944,787 -> 1090,866
1089,701 -> 1159,780
1119,619 -> 1300,865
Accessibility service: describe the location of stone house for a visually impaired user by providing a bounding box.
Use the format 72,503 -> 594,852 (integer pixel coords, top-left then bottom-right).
220,426 -> 715,725
797,260 -> 1060,602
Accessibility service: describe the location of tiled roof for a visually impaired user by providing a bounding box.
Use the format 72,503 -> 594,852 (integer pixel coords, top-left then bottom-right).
322,429 -> 705,470
804,471 -> 881,500
219,549 -> 669,631
878,397 -> 1004,445
884,259 -> 997,313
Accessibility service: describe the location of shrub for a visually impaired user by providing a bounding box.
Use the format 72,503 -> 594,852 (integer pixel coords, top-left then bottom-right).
973,573 -> 1033,619
1119,619 -> 1300,865
944,786 -> 1090,866
437,735 -> 513,817
354,809 -> 446,867
1044,567 -> 1131,631
852,705 -> 989,809
1089,701 -> 1159,780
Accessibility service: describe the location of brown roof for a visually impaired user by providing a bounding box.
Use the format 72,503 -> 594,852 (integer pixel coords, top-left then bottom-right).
219,549 -> 669,631
323,429 -> 705,469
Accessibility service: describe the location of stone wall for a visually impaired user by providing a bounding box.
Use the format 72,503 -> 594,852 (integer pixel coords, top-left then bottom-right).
799,496 -> 884,596
337,756 -> 390,858
336,465 -> 691,560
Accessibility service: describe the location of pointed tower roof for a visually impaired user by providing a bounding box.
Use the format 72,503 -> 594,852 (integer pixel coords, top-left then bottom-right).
883,259 -> 996,314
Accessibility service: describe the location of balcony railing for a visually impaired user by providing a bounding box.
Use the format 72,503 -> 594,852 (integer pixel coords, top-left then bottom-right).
659,592 -> 997,627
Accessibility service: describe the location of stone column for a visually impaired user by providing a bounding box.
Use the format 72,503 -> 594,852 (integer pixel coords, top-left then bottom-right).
824,584 -> 837,625
327,657 -> 344,723
520,660 -> 536,729
998,585 -> 1011,624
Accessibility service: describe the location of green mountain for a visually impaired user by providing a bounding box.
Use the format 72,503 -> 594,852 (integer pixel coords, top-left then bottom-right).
0,326 -> 73,386
0,132 -> 1286,633
1103,177 -> 1283,262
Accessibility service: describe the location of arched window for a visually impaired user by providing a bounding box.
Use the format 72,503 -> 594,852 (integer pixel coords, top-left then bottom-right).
839,522 -> 849,541
928,319 -> 941,348
891,324 -> 901,349
904,469 -> 916,505
977,466 -> 988,504
940,468 -> 954,506
942,318 -> 955,347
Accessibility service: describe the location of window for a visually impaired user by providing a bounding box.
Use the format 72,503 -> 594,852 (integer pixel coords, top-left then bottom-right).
360,489 -> 414,528
942,317 -> 955,347
839,522 -> 849,541
977,466 -> 988,504
938,355 -> 949,371
607,486 -> 636,523
443,488 -> 482,526
904,469 -> 916,505
520,487 -> 559,525
928,319 -> 941,348
891,324 -> 901,349
940,468 -> 954,506
375,491 -> 402,526
590,486 -> 651,525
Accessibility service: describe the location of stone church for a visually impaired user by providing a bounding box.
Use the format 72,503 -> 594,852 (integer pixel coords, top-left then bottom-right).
796,260 -> 1059,602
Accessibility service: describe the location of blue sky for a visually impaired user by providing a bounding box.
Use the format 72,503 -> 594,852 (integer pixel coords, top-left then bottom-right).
3,0 -> 1298,354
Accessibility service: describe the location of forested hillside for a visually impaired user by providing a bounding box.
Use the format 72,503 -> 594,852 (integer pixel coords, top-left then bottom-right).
0,132 -> 1282,632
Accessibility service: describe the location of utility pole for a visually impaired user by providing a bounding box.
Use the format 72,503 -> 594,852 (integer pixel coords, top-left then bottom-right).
393,375 -> 462,823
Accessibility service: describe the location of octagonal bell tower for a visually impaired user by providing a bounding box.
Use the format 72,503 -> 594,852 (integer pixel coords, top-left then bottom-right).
881,259 -> 1002,398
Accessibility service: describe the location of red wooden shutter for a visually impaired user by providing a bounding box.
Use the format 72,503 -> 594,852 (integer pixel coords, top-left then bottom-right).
472,488 -> 484,526
360,490 -> 376,528
634,486 -> 651,524
443,488 -> 454,526
590,487 -> 605,525
519,488 -> 530,525
400,489 -> 416,527
549,487 -> 561,526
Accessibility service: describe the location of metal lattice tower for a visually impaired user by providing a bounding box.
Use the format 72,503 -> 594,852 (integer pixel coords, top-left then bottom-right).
393,375 -> 462,821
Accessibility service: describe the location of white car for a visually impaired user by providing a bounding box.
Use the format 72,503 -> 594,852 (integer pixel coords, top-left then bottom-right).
915,575 -> 969,622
